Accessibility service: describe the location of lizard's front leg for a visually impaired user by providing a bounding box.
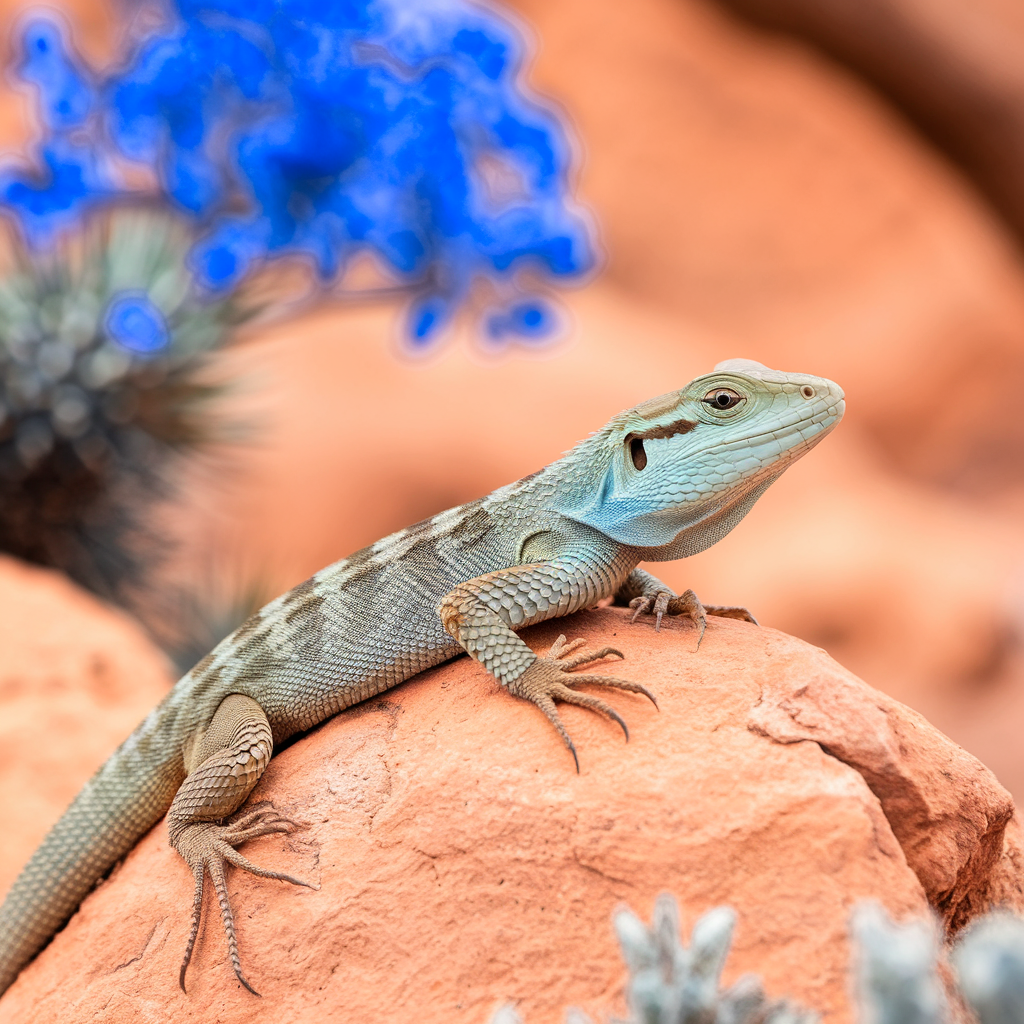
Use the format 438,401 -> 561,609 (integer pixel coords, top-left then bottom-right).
438,558 -> 657,770
614,567 -> 757,644
168,693 -> 314,995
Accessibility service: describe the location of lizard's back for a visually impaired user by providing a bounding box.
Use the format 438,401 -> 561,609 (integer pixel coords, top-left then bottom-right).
0,491 -> 546,993
190,495 -> 535,740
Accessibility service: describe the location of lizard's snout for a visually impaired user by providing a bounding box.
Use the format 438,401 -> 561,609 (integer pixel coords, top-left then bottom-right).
802,378 -> 845,421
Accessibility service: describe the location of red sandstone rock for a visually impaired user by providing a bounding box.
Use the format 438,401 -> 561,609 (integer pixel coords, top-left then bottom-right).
746,639 -> 1018,930
0,556 -> 173,897
1,609 -> 1017,1023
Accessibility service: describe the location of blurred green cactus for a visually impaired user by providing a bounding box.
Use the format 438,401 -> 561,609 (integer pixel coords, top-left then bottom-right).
0,207 -> 254,613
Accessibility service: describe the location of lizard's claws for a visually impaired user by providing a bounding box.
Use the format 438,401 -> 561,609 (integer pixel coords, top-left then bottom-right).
629,590 -> 758,648
508,637 -> 658,772
629,592 -> 671,631
172,802 -> 316,996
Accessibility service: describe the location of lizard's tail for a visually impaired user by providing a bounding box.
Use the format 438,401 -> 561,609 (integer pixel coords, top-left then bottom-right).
0,700 -> 185,996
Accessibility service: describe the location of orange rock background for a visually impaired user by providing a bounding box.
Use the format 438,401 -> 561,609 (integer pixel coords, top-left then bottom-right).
3,609 -> 1021,1023
0,558 -> 173,898
2,0 -> 1024,1015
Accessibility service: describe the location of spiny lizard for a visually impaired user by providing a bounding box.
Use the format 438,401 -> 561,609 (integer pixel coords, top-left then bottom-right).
0,358 -> 844,997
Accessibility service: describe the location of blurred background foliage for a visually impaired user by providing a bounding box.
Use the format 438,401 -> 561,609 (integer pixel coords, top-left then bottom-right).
0,0 -> 597,662
2,0 -> 594,339
0,210 -> 250,627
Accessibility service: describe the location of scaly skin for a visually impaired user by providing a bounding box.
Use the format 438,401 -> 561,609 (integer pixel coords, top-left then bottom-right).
0,358 -> 845,997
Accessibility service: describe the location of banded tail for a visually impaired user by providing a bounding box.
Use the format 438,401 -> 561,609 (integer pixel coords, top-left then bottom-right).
0,701 -> 185,995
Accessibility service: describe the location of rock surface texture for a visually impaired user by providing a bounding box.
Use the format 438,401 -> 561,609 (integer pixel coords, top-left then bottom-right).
0,556 -> 173,897
2,608 -> 1019,1023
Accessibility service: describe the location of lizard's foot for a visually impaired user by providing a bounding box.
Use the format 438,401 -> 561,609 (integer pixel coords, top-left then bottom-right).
629,589 -> 757,646
172,801 -> 315,996
508,635 -> 658,771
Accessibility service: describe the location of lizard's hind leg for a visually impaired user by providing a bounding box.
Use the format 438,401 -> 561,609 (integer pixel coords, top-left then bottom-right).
168,694 -> 314,996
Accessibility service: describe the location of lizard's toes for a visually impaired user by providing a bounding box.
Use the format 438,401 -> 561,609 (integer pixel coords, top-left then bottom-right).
667,589 -> 707,648
653,591 -> 671,631
629,596 -> 652,623
530,690 -> 580,772
557,645 -> 624,671
568,672 -> 659,709
172,812 -> 312,995
705,604 -> 759,625
548,634 -> 589,660
550,683 -> 629,739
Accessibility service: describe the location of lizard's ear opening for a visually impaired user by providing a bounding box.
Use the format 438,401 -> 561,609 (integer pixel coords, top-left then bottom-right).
629,436 -> 647,471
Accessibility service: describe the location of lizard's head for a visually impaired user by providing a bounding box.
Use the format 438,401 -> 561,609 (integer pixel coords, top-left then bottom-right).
562,359 -> 845,551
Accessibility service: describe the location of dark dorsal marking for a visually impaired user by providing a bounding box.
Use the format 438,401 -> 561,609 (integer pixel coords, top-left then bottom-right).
625,417 -> 697,471
283,577 -> 323,625
627,417 -> 698,443
450,504 -> 493,549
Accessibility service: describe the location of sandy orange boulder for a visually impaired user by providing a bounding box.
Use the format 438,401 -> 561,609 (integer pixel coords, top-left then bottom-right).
0,556 -> 173,897
2,608 -> 1018,1023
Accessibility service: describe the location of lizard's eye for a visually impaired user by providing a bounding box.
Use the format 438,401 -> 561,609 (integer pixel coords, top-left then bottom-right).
629,437 -> 647,471
702,388 -> 743,410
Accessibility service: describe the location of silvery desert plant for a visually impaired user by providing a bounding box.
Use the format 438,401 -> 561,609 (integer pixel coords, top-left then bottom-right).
852,902 -> 948,1024
954,912 -> 1024,1024
609,896 -> 816,1024
494,898 -> 1024,1024
494,895 -> 817,1024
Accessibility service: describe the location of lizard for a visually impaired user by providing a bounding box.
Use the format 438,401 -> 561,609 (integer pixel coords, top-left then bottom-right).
0,357 -> 844,998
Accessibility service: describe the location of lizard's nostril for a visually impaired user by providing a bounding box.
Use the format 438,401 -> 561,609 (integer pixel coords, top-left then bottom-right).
800,385 -> 815,399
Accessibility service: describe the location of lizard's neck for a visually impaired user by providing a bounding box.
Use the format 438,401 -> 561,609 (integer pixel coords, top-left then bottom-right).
499,431 -> 616,518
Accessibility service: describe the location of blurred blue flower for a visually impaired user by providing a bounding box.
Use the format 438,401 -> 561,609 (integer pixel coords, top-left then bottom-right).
0,141 -> 112,248
18,17 -> 94,131
104,293 -> 171,354
486,299 -> 555,342
0,0 -> 596,342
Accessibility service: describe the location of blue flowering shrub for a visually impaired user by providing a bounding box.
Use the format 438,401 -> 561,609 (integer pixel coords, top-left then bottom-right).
1,0 -> 596,345
0,0 -> 594,651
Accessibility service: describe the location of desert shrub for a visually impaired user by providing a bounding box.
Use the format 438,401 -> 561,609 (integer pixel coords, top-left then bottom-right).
493,897 -> 1024,1024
